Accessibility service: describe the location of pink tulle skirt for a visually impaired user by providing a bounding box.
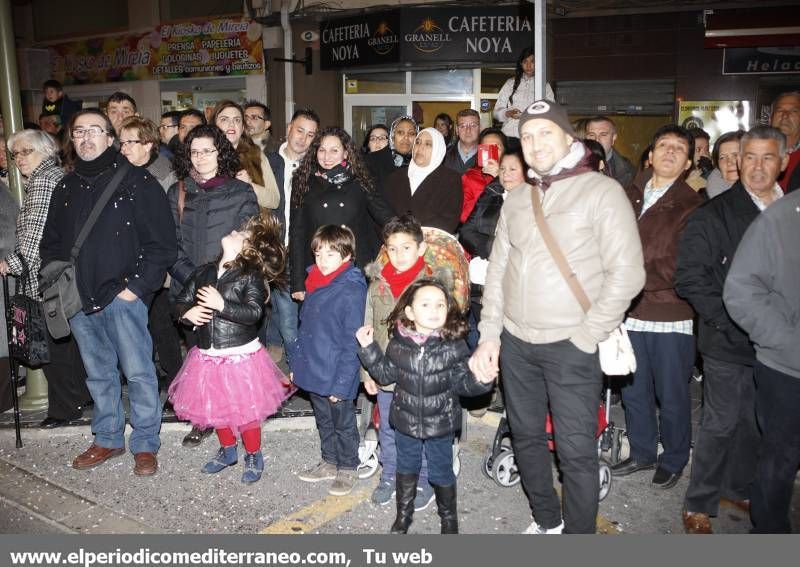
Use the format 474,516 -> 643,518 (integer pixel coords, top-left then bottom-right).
167,346 -> 294,432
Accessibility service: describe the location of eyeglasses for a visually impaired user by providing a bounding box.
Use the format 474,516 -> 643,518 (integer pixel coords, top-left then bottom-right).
10,148 -> 36,160
457,123 -> 480,130
244,114 -> 265,122
190,148 -> 218,158
368,135 -> 388,142
71,126 -> 107,139
119,140 -> 143,148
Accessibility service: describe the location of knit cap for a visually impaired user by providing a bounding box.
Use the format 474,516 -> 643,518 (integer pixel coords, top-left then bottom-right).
518,99 -> 575,136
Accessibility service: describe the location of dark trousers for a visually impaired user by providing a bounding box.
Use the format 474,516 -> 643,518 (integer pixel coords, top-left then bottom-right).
308,392 -> 359,470
684,356 -> 758,515
622,331 -> 694,474
395,430 -> 455,486
750,361 -> 800,533
148,288 -> 183,386
500,330 -> 603,534
44,332 -> 89,420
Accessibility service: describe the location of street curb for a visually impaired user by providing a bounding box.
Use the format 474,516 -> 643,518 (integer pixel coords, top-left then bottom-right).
0,457 -> 157,534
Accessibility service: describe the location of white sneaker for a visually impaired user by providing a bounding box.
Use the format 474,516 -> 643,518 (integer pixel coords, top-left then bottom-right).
523,520 -> 564,534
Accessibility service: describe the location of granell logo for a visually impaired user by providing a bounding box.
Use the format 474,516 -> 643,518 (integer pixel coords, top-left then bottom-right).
405,18 -> 451,53
368,21 -> 399,56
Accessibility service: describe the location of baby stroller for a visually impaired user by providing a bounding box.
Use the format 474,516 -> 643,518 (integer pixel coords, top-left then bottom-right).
357,227 -> 471,479
482,388 -> 622,501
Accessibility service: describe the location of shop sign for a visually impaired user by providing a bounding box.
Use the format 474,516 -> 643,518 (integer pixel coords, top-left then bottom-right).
49,18 -> 264,85
320,5 -> 534,69
677,100 -> 751,145
723,47 -> 800,75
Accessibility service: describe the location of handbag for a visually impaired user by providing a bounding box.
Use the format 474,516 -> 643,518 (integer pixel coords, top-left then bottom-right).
39,162 -> 130,339
530,187 -> 637,375
7,263 -> 50,367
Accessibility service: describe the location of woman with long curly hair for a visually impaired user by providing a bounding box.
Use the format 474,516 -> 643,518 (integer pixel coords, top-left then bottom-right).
492,47 -> 555,140
168,124 -> 260,447
289,127 -> 395,297
211,100 -> 279,211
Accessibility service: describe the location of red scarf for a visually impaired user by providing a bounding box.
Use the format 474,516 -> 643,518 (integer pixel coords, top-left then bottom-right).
305,262 -> 351,295
381,255 -> 426,298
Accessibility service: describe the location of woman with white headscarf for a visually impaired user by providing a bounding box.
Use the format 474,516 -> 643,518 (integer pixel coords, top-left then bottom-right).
383,128 -> 463,234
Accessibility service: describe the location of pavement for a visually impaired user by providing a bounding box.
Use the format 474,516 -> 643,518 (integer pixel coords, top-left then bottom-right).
0,379 -> 797,535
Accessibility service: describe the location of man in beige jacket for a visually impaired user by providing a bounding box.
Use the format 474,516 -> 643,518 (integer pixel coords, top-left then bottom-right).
470,100 -> 645,534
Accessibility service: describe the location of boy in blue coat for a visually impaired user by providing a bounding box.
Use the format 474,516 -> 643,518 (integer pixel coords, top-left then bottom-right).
292,225 -> 367,496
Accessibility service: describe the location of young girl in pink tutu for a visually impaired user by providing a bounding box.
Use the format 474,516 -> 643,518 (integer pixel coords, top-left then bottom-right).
168,214 -> 292,484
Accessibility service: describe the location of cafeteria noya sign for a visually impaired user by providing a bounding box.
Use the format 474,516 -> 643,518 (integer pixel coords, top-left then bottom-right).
320,5 -> 535,69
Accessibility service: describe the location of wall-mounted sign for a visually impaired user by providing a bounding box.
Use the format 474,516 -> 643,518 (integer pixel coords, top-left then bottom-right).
320,5 -> 534,70
723,47 -> 800,75
48,18 -> 264,85
677,100 -> 751,145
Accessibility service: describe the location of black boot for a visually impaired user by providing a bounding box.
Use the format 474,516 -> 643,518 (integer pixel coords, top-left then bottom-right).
390,473 -> 418,534
433,483 -> 458,534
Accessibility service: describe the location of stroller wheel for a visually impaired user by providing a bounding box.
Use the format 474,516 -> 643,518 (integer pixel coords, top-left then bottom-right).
357,450 -> 379,479
481,452 -> 495,479
492,449 -> 521,487
598,459 -> 612,501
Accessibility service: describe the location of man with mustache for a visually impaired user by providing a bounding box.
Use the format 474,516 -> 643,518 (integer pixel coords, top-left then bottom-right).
40,109 -> 176,477
771,92 -> 800,193
612,125 -> 704,489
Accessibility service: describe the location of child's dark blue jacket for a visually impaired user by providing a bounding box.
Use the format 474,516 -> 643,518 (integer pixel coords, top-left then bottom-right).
291,263 -> 367,400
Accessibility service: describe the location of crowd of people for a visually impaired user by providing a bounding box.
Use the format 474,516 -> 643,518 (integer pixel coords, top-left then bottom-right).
1,64 -> 799,534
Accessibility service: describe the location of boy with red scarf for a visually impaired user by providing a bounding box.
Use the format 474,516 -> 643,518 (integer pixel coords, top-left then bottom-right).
362,214 -> 456,510
292,225 -> 367,497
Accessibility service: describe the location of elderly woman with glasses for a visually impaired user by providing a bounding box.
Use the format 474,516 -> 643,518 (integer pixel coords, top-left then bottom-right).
0,129 -> 90,428
168,124 -> 260,448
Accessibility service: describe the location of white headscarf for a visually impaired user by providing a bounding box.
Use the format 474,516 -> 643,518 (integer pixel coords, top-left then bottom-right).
407,127 -> 446,195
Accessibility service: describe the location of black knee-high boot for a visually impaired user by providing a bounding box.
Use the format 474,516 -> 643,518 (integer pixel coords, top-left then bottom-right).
391,473 -> 418,534
433,483 -> 458,534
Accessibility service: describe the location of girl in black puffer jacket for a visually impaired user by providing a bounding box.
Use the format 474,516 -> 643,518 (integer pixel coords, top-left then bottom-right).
357,278 -> 493,534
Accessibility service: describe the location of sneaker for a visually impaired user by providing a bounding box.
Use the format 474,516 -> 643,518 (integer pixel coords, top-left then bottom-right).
298,461 -> 338,483
328,469 -> 358,496
413,483 -> 435,511
371,479 -> 395,505
523,520 -> 564,534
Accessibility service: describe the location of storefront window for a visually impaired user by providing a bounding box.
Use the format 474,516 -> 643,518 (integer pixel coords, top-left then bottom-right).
480,67 -> 515,94
351,105 -> 408,148
411,70 -> 473,95
344,72 -> 406,94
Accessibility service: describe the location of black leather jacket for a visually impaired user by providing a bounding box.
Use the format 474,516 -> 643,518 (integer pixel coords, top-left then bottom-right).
359,332 -> 491,439
175,263 -> 266,350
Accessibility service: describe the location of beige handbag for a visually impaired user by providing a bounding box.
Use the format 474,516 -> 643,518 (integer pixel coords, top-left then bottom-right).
530,187 -> 637,375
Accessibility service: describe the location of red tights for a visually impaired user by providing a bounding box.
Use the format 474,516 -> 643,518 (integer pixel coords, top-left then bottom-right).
215,425 -> 261,453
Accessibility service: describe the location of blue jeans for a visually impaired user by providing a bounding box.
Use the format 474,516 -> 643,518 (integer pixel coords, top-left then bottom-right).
377,389 -> 429,485
264,287 -> 299,363
395,430 -> 455,486
70,297 -> 162,454
309,392 -> 359,470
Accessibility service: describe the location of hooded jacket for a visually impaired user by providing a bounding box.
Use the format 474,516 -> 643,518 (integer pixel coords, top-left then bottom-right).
291,264 -> 367,399
167,176 -> 259,296
478,142 -> 645,353
359,331 -> 491,439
